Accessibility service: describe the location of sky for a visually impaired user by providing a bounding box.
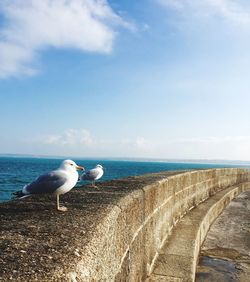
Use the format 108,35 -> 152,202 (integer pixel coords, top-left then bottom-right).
0,0 -> 250,161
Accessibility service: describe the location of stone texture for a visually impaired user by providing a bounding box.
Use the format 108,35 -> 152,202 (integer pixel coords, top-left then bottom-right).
196,191 -> 250,282
148,183 -> 250,282
0,169 -> 249,281
152,254 -> 194,280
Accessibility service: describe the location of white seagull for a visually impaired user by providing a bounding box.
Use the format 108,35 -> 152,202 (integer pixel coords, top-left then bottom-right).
14,160 -> 84,212
81,164 -> 104,188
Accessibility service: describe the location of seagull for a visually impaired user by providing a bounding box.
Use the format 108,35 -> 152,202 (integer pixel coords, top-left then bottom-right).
13,160 -> 84,212
81,164 -> 104,188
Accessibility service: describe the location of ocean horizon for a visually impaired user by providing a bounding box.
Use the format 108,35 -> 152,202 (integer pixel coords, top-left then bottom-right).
0,156 -> 250,203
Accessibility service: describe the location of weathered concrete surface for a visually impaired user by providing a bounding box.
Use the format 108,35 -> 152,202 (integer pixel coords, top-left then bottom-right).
0,169 -> 249,281
0,171 -> 181,282
196,190 -> 250,282
147,184 -> 250,282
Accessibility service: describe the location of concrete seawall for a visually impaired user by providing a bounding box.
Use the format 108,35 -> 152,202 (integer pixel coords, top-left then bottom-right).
0,168 -> 250,281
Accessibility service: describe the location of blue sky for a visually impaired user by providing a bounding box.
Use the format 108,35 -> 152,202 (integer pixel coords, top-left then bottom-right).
0,0 -> 250,160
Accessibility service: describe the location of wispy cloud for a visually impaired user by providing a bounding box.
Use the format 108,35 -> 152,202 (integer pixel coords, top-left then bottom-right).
39,128 -> 95,147
121,136 -> 154,152
0,0 -> 130,78
173,135 -> 250,144
26,129 -> 155,157
157,135 -> 250,160
16,129 -> 250,160
157,0 -> 250,28
157,0 -> 184,9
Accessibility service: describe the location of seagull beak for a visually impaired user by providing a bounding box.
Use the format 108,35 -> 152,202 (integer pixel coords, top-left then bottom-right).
76,166 -> 85,171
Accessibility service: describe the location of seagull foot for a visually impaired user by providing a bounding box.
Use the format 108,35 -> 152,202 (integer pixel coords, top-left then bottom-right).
93,186 -> 101,190
57,206 -> 68,212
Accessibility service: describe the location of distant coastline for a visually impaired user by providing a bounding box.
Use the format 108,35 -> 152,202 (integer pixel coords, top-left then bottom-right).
1,153 -> 250,166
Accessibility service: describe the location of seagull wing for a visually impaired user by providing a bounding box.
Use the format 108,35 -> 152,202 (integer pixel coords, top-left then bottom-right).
24,170 -> 68,194
81,168 -> 100,181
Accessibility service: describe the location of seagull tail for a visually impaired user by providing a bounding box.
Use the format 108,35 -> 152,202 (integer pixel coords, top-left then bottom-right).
12,189 -> 31,200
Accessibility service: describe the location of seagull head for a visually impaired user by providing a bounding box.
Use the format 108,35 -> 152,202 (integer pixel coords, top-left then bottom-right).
96,164 -> 104,170
61,160 -> 85,172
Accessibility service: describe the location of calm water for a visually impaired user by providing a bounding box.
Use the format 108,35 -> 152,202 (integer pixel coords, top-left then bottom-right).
0,157 -> 248,202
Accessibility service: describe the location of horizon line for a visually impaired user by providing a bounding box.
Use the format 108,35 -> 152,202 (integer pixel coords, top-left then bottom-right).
0,153 -> 250,165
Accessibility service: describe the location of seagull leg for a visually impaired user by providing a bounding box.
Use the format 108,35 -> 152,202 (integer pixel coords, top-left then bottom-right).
56,194 -> 68,212
92,180 -> 100,190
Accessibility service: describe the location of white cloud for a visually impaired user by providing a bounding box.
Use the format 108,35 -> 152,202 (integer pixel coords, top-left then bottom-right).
135,137 -> 150,150
0,0 -> 129,78
25,130 -> 156,157
33,129 -> 151,149
41,128 -> 95,147
0,42 -> 37,78
16,130 -> 250,160
121,136 -> 153,151
157,0 -> 250,28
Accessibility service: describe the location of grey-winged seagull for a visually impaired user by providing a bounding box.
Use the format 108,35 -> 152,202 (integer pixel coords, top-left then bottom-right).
81,164 -> 104,188
14,159 -> 84,212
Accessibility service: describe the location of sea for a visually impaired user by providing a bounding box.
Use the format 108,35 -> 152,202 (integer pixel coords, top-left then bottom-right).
0,156 -> 249,203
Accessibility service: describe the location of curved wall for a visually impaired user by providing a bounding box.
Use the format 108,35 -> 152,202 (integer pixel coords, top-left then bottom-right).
73,168 -> 250,281
1,168 -> 250,282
